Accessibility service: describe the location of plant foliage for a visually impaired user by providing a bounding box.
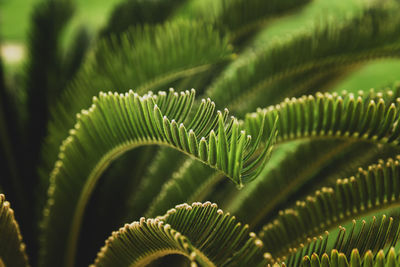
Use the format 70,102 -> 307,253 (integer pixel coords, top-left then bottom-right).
2,0 -> 400,266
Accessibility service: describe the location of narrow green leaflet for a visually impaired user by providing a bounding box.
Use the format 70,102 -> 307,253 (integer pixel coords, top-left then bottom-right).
0,194 -> 29,267
91,202 -> 268,267
40,89 -> 276,267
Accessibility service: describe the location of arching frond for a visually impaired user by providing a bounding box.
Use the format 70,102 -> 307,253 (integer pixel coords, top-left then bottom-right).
144,86 -> 400,225
91,202 -> 268,267
272,215 -> 400,266
284,248 -> 399,267
40,89 -> 276,267
245,88 -> 400,146
0,194 -> 29,267
206,6 -> 400,113
259,156 -> 400,257
41,20 -> 232,192
224,87 -> 400,229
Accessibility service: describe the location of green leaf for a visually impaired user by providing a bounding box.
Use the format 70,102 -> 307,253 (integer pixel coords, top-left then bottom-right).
0,194 -> 29,267
91,202 -> 268,267
40,89 -> 275,267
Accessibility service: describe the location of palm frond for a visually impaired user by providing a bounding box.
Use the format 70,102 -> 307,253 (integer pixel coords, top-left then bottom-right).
281,215 -> 400,266
282,247 -> 399,267
259,156 -> 400,257
0,194 -> 29,267
40,89 -> 276,267
41,19 -> 233,194
231,89 -> 400,221
147,85 -> 400,224
206,5 -> 400,114
245,88 -> 400,147
91,202 -> 268,267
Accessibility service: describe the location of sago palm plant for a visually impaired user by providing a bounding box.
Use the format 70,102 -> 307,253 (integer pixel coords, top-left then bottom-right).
3,0 -> 400,266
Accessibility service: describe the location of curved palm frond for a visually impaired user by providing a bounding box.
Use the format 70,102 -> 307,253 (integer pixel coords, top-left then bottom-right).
259,155 -> 400,258
206,5 -> 400,114
280,215 -> 400,266
145,86 -> 400,222
224,87 -> 400,229
245,87 -> 400,146
41,19 -> 233,192
91,202 -> 268,267
40,89 -> 276,267
0,194 -> 29,267
287,247 -> 399,267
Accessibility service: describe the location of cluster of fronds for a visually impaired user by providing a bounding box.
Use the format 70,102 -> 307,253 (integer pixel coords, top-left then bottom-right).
2,0 -> 400,266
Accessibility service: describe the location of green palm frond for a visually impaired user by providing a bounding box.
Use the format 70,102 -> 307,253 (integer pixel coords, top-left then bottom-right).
286,247 -> 399,267
259,156 -> 400,257
40,89 -> 276,267
206,5 -> 400,114
0,194 -> 29,267
245,88 -> 400,146
91,202 -> 268,267
144,83 -> 400,228
282,215 -> 400,266
41,19 -> 232,190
